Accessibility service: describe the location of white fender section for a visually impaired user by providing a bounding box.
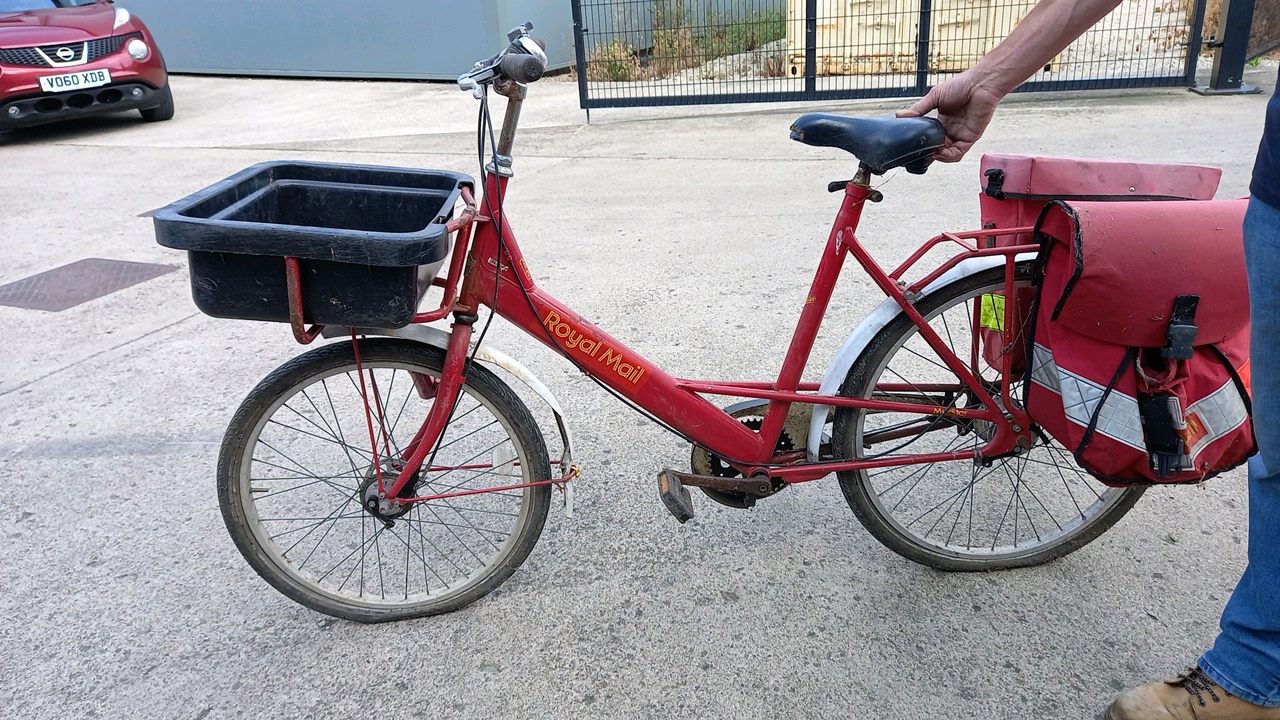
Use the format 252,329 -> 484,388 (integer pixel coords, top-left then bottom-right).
806,253 -> 1037,462
320,324 -> 577,515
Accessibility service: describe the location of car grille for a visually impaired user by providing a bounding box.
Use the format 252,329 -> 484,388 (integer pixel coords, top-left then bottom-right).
0,32 -> 143,67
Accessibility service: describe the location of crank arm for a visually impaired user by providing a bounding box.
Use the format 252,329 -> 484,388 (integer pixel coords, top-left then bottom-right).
661,468 -> 776,497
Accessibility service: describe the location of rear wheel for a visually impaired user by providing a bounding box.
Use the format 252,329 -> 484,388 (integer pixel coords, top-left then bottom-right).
218,338 -> 552,621
831,265 -> 1145,571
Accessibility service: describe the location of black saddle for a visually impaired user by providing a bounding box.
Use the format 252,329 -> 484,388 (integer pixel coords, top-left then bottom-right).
789,114 -> 945,175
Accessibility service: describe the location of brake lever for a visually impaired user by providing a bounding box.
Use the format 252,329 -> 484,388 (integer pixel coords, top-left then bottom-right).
457,53 -> 500,98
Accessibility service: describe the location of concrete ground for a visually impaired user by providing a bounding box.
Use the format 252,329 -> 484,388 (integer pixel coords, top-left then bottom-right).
0,66 -> 1275,720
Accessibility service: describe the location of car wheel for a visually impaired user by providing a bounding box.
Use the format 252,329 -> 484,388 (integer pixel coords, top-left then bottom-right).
140,85 -> 174,122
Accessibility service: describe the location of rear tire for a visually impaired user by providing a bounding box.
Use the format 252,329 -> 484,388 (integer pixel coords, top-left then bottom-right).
831,264 -> 1145,571
139,85 -> 174,122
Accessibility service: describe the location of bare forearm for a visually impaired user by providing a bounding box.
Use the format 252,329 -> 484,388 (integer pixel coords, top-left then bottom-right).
971,0 -> 1126,96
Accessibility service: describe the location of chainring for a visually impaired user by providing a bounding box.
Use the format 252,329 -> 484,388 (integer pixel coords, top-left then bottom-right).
691,406 -> 797,509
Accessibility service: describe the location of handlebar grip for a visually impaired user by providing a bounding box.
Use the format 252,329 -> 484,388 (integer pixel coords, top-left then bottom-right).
498,52 -> 545,84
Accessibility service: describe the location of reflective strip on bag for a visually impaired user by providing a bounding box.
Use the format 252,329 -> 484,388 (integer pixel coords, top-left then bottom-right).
1030,343 -> 1147,451
980,293 -> 1005,332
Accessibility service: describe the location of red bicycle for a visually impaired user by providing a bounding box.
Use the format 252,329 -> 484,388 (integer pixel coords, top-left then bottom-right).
158,26 -> 1144,622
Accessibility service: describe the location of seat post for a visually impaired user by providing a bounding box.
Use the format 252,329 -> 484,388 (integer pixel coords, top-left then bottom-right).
852,163 -> 872,187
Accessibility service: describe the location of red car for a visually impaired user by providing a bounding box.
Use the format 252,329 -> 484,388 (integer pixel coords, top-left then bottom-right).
0,0 -> 172,131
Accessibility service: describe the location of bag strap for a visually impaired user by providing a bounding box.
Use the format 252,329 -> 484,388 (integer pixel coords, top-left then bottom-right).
1029,200 -> 1086,323
1208,343 -> 1254,417
1072,346 -> 1139,465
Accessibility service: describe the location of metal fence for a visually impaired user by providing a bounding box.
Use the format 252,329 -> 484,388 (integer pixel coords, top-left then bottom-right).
571,0 -> 1209,108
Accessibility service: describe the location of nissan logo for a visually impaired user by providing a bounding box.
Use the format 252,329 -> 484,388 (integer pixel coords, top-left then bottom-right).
55,47 -> 75,61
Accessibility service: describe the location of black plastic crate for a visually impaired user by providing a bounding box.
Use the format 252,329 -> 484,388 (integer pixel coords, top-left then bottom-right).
154,161 -> 472,328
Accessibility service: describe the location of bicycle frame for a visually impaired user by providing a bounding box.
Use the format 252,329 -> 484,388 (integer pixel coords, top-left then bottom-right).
349,85 -> 1043,502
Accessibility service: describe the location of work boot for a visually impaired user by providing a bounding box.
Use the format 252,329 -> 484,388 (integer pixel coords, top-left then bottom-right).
1105,668 -> 1280,720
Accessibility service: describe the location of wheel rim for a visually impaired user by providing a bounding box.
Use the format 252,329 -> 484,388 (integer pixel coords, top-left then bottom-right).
234,358 -> 539,610
850,276 -> 1134,564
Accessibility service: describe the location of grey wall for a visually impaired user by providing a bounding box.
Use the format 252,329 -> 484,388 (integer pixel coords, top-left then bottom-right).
124,0 -> 575,80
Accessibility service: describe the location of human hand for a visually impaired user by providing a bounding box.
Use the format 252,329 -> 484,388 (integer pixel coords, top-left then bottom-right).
897,71 -> 1006,163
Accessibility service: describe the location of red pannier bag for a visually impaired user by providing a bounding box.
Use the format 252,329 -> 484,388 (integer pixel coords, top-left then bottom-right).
977,154 -> 1222,377
1024,198 -> 1254,486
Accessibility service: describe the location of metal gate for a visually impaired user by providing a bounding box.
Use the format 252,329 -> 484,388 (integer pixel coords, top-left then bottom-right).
571,0 -> 1210,108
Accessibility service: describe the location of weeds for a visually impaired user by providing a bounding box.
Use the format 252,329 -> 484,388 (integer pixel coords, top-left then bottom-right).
584,2 -> 787,82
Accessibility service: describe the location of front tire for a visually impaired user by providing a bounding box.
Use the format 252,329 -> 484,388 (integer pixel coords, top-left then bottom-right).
831,265 -> 1145,571
139,85 -> 174,122
218,338 -> 552,622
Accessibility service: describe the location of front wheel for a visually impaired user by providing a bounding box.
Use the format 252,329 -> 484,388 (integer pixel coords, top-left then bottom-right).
139,85 -> 174,122
831,264 -> 1145,571
218,338 -> 552,622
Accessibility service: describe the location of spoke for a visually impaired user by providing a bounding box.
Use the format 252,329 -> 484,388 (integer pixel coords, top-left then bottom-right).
419,502 -> 489,564
999,453 -> 1061,532
873,432 -> 968,503
345,369 -> 398,460
404,498 -> 412,600
407,514 -> 448,587
1001,457 -> 1044,540
404,512 -> 470,577
1051,453 -> 1088,519
900,344 -> 956,375
416,502 -> 519,518
389,371 -> 419,438
282,397 -> 352,449
903,459 -> 1004,529
251,468 -> 355,501
326,518 -> 380,592
254,438 -> 330,480
371,520 -> 437,592
429,417 -> 501,461
939,308 -> 958,361
990,475 -> 1019,550
321,378 -> 368,476
266,418 -> 375,459
1046,443 -> 1105,501
411,517 -> 512,537
374,524 -> 387,600
292,489 -> 372,576
922,474 -> 975,539
944,475 -> 976,547
266,509 -> 363,538
421,437 -> 511,491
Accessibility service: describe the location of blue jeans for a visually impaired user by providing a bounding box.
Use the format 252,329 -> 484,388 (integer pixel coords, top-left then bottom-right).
1199,197 -> 1280,706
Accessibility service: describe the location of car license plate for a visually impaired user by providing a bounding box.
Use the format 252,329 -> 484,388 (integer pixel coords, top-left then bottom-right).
38,68 -> 112,94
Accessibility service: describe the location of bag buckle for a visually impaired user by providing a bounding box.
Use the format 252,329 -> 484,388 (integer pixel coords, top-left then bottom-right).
1162,294 -> 1200,360
1139,393 -> 1188,477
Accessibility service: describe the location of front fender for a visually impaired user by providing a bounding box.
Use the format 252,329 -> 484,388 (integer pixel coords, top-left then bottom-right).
320,324 -> 577,514
806,253 -> 1035,461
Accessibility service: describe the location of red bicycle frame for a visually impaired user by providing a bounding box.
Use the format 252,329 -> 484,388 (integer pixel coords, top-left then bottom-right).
323,83 -> 1044,503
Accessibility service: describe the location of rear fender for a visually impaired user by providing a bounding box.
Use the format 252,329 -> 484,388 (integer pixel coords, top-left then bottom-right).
806,253 -> 1036,461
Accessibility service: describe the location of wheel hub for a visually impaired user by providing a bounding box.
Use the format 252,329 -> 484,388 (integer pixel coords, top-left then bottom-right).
360,461 -> 418,524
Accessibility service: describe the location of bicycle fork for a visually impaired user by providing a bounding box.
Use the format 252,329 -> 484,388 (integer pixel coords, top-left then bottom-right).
349,317 -> 576,524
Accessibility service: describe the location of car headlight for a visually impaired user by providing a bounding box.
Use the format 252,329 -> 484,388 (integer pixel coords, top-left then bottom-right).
114,7 -> 130,29
127,38 -> 150,60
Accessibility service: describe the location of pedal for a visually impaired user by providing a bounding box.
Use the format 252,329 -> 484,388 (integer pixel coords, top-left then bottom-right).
657,468 -> 695,524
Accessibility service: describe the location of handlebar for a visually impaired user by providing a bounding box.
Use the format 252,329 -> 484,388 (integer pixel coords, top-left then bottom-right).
498,52 -> 545,84
457,23 -> 547,97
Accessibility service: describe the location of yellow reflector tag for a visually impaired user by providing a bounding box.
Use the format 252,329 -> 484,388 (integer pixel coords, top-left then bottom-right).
980,294 -> 1006,332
